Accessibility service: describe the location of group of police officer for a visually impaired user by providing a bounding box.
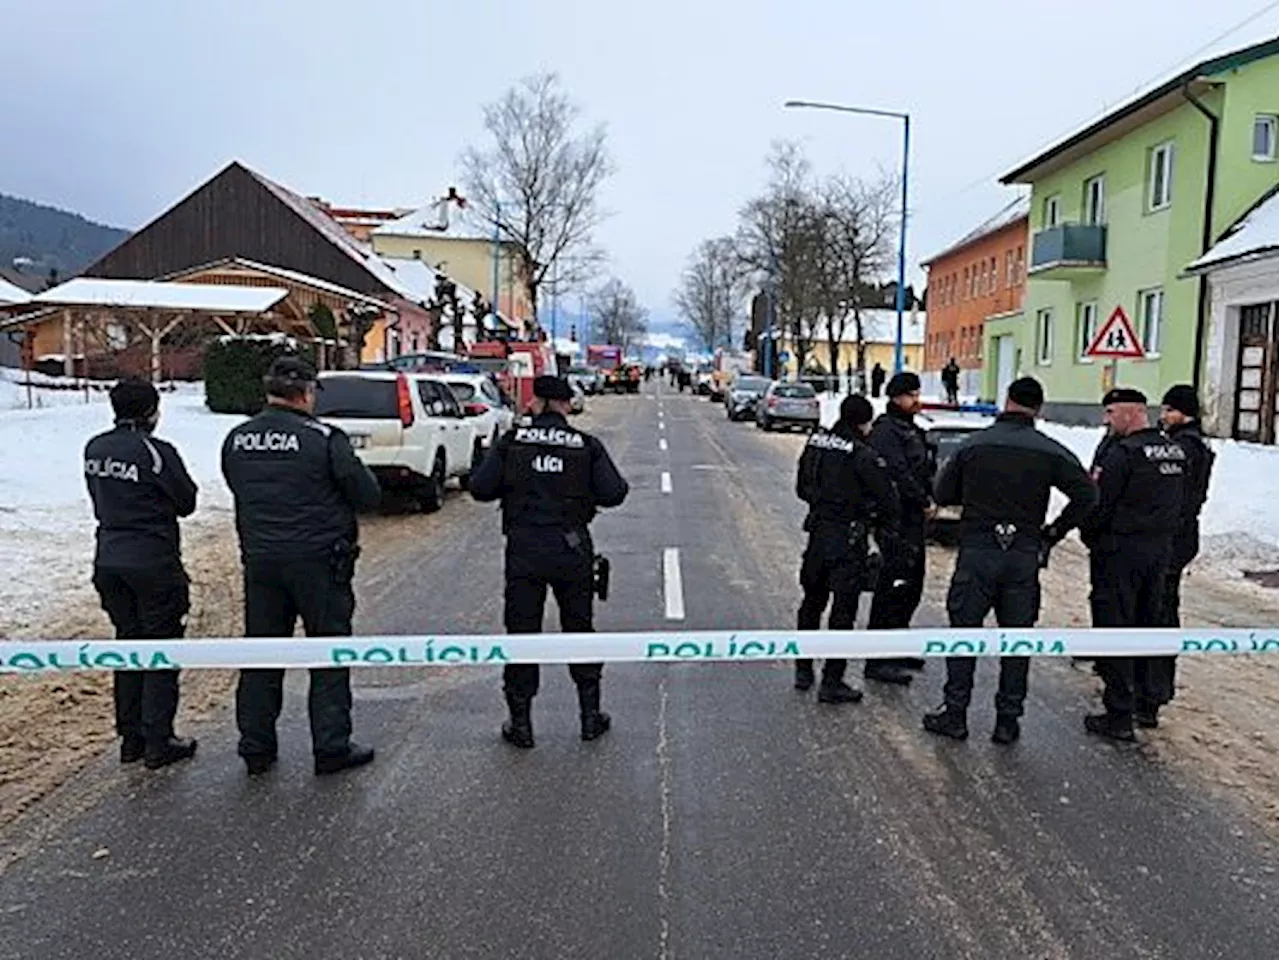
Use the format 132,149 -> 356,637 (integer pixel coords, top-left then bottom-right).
793,371 -> 1213,744
83,355 -> 1211,775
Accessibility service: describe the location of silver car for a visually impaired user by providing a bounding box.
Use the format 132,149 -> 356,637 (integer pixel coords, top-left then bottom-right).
725,376 -> 772,421
756,382 -> 821,432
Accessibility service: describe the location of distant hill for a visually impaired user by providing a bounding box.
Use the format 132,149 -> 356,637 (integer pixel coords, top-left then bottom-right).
0,192 -> 129,287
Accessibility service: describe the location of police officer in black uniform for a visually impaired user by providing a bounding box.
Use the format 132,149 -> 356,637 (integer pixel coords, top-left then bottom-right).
922,377 -> 1097,743
865,371 -> 935,685
85,379 -> 199,769
1157,384 -> 1215,627
793,394 -> 901,703
470,375 -> 629,749
1079,387 -> 1186,741
221,357 -> 383,776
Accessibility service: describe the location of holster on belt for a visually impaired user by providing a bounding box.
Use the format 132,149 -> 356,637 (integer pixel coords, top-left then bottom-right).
330,539 -> 361,584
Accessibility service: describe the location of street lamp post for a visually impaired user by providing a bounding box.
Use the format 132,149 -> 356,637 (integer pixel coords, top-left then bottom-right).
784,99 -> 911,375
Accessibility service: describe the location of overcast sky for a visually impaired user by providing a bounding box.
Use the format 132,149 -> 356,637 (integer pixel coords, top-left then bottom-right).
3,0 -> 1276,330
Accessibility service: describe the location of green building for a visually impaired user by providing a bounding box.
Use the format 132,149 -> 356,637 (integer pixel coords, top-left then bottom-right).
988,37 -> 1278,425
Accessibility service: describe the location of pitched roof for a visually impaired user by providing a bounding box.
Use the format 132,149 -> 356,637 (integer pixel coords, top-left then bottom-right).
162,257 -> 390,308
28,278 -> 288,313
1184,188 -> 1279,274
0,277 -> 32,305
922,195 -> 1030,266
371,202 -> 497,243
1001,37 -> 1279,184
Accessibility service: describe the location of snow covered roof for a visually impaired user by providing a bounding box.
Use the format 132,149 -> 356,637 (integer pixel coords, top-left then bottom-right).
1184,190 -> 1279,274
922,195 -> 1030,266
371,201 -> 495,242
831,308 -> 926,345
165,258 -> 390,308
0,277 -> 32,306
1002,36 -> 1278,184
30,278 -> 288,313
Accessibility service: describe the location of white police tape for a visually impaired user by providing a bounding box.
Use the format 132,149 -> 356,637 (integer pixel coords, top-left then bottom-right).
0,628 -> 1276,674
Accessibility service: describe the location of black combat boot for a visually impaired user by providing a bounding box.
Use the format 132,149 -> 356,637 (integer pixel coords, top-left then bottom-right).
314,742 -> 375,776
1084,712 -> 1136,742
901,657 -> 927,671
817,680 -> 864,705
1134,703 -> 1160,728
922,705 -> 969,740
120,736 -> 146,764
577,680 -> 612,742
144,736 -> 198,770
794,660 -> 815,692
864,662 -> 913,686
991,715 -> 1021,745
502,695 -> 535,749
244,754 -> 277,777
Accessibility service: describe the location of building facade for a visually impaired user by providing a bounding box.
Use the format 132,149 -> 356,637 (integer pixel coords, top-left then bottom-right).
922,196 -> 1029,400
778,308 -> 925,382
997,38 -> 1278,425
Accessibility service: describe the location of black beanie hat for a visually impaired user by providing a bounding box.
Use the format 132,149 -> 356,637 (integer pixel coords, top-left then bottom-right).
839,394 -> 874,426
109,379 -> 159,422
533,375 -> 572,401
1161,384 -> 1199,419
886,371 -> 921,398
1007,376 -> 1044,409
1102,387 -> 1147,405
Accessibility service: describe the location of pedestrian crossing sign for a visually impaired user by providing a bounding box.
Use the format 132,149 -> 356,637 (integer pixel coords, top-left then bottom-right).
1086,306 -> 1145,359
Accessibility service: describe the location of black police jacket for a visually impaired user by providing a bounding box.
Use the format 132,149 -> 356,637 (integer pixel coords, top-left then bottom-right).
795,422 -> 901,542
1165,421 -> 1215,563
221,405 -> 381,561
84,423 -> 198,568
469,411 -> 628,532
933,412 -> 1097,545
1080,427 -> 1186,547
869,406 -> 934,522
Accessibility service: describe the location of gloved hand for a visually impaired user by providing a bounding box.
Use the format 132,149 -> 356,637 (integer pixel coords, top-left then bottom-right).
1038,524 -> 1059,569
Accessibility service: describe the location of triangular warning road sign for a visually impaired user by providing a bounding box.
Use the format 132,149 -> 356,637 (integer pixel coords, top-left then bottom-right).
1086,306 -> 1145,359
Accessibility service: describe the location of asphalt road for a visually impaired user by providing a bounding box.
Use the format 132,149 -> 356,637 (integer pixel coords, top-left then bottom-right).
1,384 -> 1276,960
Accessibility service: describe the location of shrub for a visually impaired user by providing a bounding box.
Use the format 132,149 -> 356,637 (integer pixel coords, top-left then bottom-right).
203,334 -> 313,415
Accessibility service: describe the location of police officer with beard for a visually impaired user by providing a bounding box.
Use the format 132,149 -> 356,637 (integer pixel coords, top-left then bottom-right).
85,379 -> 199,769
221,357 -> 382,776
922,377 -> 1096,744
470,375 -> 629,749
1080,388 -> 1186,741
865,371 -> 935,685
793,394 -> 901,703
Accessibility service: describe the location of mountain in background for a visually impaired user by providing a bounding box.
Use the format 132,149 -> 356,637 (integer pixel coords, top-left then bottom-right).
0,192 -> 129,287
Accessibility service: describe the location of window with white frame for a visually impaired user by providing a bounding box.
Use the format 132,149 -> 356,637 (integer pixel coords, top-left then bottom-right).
1035,308 -> 1054,365
1252,115 -> 1277,161
1148,142 -> 1174,211
1139,288 -> 1163,355
1084,175 -> 1106,225
1076,301 -> 1098,360
1043,194 -> 1061,228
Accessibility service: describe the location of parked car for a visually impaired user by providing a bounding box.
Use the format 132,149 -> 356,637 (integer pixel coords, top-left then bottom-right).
756,381 -> 821,432
694,367 -> 715,397
438,373 -> 516,464
568,366 -> 603,395
315,371 -> 479,512
725,375 -> 772,421
569,379 -> 586,415
918,407 -> 993,544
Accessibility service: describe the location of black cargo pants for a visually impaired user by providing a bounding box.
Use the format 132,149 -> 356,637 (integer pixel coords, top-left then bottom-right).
503,526 -> 600,701
1090,538 -> 1173,718
93,563 -> 189,750
867,517 -> 926,674
943,542 -> 1039,718
238,555 -> 355,761
796,525 -> 864,684
1150,527 -> 1198,703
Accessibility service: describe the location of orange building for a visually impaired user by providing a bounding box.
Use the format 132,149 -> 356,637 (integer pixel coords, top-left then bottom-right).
921,196 -> 1029,382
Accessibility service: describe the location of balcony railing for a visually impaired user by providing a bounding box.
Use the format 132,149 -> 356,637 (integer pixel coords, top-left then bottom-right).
1029,223 -> 1107,276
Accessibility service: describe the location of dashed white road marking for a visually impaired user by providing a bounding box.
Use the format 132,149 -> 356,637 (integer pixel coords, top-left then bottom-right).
659,438 -> 668,452
663,548 -> 685,620
660,471 -> 672,494
659,421 -> 665,431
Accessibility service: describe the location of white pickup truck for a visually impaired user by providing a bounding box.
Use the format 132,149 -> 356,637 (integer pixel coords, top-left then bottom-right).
315,370 -> 481,511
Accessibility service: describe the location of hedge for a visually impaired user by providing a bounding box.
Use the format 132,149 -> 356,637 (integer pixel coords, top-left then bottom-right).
204,335 -> 315,415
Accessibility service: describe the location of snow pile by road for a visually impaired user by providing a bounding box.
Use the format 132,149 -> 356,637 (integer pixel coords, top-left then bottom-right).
0,378 -> 243,635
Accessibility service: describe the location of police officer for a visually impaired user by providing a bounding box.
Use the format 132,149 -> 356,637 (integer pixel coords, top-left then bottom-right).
1148,384 -> 1216,718
85,379 -> 199,769
470,375 -> 629,748
793,394 -> 901,703
1079,388 -> 1186,741
221,357 -> 382,776
865,371 -> 935,684
922,377 -> 1097,743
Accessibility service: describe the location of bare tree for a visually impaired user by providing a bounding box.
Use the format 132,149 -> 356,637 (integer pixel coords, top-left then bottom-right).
588,277 -> 648,348
672,237 -> 745,352
460,74 -> 613,326
735,143 -> 826,373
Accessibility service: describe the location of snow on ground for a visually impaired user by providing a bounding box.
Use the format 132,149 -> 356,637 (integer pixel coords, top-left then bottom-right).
0,371 -> 242,635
